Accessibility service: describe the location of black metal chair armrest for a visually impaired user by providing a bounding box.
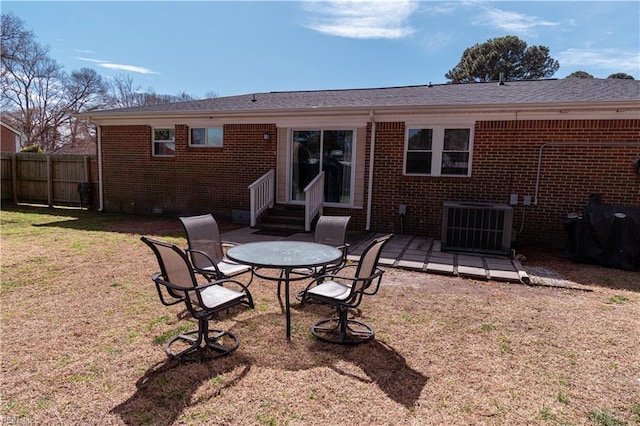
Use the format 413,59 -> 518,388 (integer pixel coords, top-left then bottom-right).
304,269 -> 358,289
362,267 -> 385,295
193,278 -> 250,294
152,272 -> 187,306
185,248 -> 223,277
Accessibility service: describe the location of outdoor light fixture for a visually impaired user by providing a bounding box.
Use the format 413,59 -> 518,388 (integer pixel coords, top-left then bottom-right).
263,132 -> 270,141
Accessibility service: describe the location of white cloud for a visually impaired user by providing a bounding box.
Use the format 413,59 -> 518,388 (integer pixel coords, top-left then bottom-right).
474,6 -> 559,36
418,31 -> 454,53
77,57 -> 106,64
303,0 -> 418,39
99,63 -> 159,74
556,48 -> 640,74
77,57 -> 159,75
422,3 -> 458,15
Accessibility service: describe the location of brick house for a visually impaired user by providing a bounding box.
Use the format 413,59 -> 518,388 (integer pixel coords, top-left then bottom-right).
77,78 -> 640,249
1,119 -> 25,152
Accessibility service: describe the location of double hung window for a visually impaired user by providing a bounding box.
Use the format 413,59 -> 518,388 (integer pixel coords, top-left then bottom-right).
405,126 -> 472,176
152,128 -> 175,157
190,127 -> 223,147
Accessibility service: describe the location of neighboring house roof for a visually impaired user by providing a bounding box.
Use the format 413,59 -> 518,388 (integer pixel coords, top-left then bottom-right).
0,118 -> 26,138
1,118 -> 26,152
77,78 -> 640,120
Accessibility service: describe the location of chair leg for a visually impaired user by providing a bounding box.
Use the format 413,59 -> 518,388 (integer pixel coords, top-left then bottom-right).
310,306 -> 375,345
165,330 -> 202,361
165,318 -> 239,362
202,319 -> 239,356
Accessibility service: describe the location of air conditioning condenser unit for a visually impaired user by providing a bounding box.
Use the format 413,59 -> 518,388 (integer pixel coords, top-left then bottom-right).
441,202 -> 513,255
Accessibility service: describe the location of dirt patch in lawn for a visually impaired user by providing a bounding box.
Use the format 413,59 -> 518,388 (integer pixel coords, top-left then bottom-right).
1,205 -> 639,425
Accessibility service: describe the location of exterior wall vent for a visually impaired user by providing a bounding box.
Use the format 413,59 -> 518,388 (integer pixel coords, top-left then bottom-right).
441,202 -> 513,255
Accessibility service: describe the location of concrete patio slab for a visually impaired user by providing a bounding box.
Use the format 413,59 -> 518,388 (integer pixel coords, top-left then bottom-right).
426,262 -> 455,275
220,227 -> 529,284
397,259 -> 426,270
457,266 -> 489,280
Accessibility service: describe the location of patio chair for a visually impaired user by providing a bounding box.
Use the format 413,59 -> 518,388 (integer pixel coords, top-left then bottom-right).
292,215 -> 351,300
310,215 -> 351,273
299,234 -> 393,345
141,236 -> 253,362
179,214 -> 254,286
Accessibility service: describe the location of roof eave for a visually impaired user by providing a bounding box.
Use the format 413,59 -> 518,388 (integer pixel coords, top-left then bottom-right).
75,100 -> 640,125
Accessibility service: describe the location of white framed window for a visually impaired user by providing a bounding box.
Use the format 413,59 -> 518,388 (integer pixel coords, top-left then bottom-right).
152,127 -> 175,157
189,127 -> 223,147
404,126 -> 473,176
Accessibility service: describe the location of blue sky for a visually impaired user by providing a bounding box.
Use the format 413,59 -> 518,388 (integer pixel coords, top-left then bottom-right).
4,1 -> 639,98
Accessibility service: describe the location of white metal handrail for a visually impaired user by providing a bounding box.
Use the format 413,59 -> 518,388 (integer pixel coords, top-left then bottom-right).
304,171 -> 324,232
248,169 -> 275,227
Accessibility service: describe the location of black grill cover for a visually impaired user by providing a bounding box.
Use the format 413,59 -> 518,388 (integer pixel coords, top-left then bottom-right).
564,194 -> 640,271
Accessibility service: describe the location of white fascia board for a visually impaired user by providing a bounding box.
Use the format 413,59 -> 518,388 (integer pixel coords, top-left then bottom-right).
77,108 -> 372,127
378,101 -> 640,123
76,100 -> 640,127
274,113 -> 370,128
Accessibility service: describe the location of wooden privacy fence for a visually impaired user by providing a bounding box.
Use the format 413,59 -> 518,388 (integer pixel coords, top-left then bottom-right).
1,152 -> 98,208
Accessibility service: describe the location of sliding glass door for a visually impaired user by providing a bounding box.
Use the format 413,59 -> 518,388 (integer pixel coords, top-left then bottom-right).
291,129 -> 353,205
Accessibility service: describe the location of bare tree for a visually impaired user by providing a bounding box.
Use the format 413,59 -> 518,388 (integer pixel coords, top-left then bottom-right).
106,73 -> 197,108
62,68 -> 109,152
0,12 -> 33,80
1,12 -> 107,152
3,12 -> 204,152
1,31 -> 64,151
174,91 -> 196,102
106,73 -> 142,108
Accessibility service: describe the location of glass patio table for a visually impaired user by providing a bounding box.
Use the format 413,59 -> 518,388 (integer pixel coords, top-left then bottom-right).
226,241 -> 342,340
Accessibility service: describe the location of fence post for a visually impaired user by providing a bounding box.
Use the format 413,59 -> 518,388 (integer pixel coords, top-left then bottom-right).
11,153 -> 18,204
84,155 -> 92,208
47,154 -> 53,207
84,155 -> 90,182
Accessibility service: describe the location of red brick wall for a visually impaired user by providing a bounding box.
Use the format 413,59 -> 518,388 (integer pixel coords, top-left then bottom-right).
100,123 -> 277,218
101,118 -> 640,247
368,119 -> 640,247
1,125 -> 17,152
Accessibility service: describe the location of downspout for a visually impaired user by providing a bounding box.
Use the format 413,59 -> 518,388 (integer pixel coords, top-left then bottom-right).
96,123 -> 104,212
365,109 -> 376,230
534,141 -> 640,205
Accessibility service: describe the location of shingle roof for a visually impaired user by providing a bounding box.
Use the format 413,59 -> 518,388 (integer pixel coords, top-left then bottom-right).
87,78 -> 640,116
